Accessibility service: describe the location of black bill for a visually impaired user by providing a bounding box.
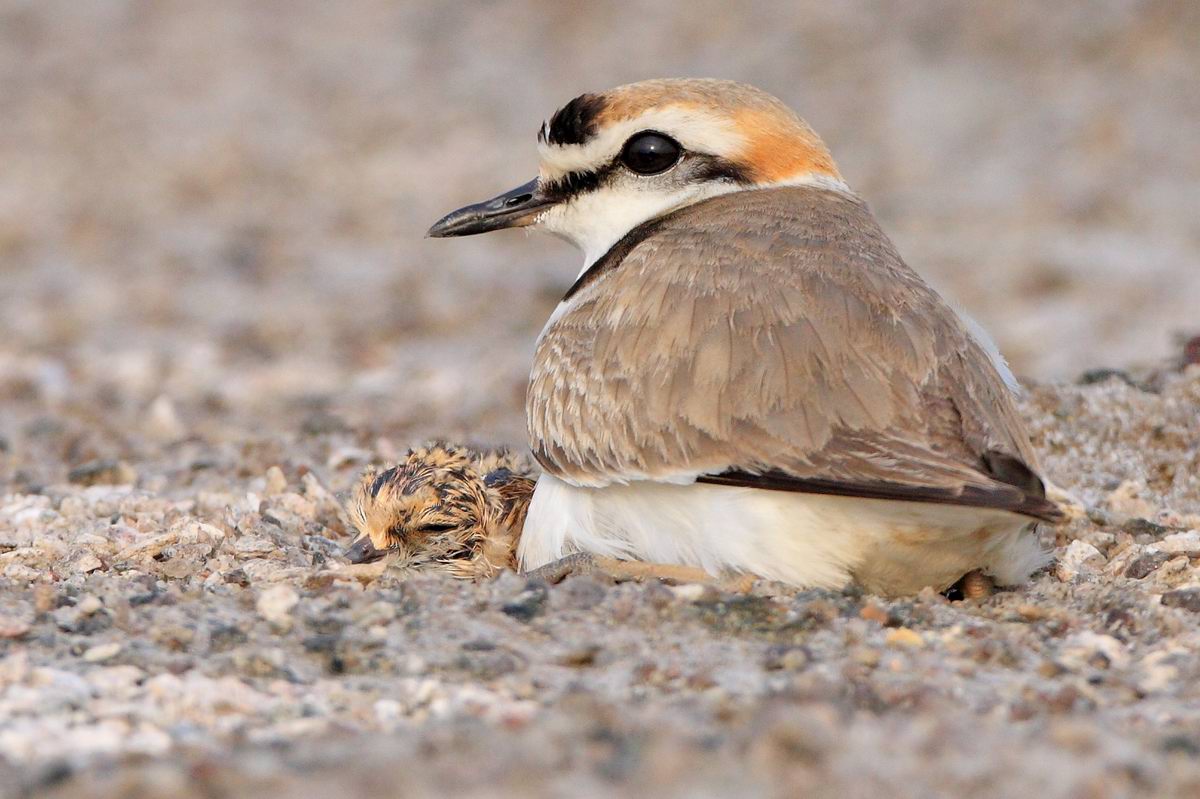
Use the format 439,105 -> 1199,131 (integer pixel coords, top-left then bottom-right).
426,179 -> 554,238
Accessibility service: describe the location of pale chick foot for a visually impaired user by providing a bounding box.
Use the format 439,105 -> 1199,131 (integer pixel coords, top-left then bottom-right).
525,552 -> 757,593
951,569 -> 995,600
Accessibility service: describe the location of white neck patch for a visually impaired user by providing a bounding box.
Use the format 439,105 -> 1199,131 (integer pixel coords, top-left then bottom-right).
534,172 -> 854,274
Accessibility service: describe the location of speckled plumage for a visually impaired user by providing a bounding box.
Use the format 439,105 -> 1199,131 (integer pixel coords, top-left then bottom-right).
345,443 -> 535,579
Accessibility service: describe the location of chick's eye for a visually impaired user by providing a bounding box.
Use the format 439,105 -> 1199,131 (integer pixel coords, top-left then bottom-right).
620,132 -> 682,175
420,523 -> 457,534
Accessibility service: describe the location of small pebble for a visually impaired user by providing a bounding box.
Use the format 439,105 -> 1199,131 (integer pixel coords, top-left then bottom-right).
884,628 -> 923,648
1161,589 -> 1200,613
1055,541 -> 1105,582
1124,551 -> 1171,579
82,643 -> 122,663
501,581 -> 549,622
264,466 -> 288,495
256,585 -> 300,630
67,460 -> 137,487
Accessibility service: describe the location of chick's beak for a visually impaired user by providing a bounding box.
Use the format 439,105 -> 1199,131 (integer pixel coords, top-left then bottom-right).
344,535 -> 388,565
426,179 -> 554,238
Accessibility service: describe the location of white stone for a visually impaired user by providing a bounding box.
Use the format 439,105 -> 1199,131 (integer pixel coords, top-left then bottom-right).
1158,531 -> 1200,555
146,394 -> 187,441
265,466 -> 288,495
82,643 -> 122,663
1055,540 -> 1105,582
1058,631 -> 1130,671
234,536 -> 276,557
256,584 -> 299,630
73,552 -> 104,573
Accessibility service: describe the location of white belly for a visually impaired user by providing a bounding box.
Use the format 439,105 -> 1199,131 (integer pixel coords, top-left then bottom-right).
518,474 -> 1048,595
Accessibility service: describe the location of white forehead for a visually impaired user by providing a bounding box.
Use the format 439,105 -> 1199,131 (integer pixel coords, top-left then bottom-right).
537,105 -> 745,182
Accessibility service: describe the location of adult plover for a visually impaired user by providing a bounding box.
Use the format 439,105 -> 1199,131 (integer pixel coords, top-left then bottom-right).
428,79 -> 1064,596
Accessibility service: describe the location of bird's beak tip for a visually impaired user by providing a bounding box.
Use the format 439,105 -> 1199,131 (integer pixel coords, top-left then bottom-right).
425,178 -> 550,239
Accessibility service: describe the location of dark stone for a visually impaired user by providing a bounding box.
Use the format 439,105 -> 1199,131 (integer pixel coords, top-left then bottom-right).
1163,734 -> 1200,756
1122,518 -> 1171,538
1078,368 -> 1137,387
30,759 -> 73,791
1161,589 -> 1200,613
1124,551 -> 1171,579
62,611 -> 112,636
501,580 -> 549,622
303,634 -> 340,653
462,638 -> 497,651
300,411 -> 350,436
456,650 -> 521,680
223,569 -> 250,588
128,589 -> 162,606
558,644 -> 602,668
1181,335 -> 1200,369
303,535 -> 343,557
67,459 -> 132,487
209,623 -> 249,652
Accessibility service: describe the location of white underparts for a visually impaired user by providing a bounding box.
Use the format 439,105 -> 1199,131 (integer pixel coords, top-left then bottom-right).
519,473 -> 1048,596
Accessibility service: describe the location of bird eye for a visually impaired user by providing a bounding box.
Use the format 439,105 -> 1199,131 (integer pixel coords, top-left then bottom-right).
619,132 -> 682,175
420,523 -> 457,534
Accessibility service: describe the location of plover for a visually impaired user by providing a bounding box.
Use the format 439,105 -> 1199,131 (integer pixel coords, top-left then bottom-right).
344,443 -> 535,580
428,78 -> 1065,596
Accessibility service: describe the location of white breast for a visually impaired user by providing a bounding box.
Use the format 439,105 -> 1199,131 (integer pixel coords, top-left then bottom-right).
519,473 -> 1047,595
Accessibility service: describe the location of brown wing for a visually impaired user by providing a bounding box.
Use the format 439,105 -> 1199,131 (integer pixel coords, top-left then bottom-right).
527,186 -> 1063,522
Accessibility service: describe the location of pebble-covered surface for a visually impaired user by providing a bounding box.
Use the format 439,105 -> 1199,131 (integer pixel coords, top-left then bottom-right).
5,2 -> 1200,797
1,366 -> 1198,798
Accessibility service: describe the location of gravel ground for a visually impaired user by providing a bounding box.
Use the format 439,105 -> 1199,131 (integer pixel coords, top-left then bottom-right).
3,2 -> 1200,797
1,366 -> 1199,798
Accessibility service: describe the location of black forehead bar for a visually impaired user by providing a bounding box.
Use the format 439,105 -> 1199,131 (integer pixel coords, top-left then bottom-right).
540,93 -> 606,146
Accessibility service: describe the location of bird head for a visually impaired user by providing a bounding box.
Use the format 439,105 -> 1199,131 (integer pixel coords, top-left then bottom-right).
344,443 -> 534,578
427,79 -> 846,265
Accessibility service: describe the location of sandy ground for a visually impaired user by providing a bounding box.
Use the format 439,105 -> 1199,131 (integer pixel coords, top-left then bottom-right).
3,1 -> 1200,797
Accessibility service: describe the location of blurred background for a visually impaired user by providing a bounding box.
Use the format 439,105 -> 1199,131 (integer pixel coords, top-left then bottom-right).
2,0 -> 1198,452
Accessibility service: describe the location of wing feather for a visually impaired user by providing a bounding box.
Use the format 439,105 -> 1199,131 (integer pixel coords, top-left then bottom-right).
527,186 -> 1063,522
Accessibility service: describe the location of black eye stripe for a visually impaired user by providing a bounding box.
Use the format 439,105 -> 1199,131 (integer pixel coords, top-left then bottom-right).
540,160 -> 618,200
540,148 -> 749,201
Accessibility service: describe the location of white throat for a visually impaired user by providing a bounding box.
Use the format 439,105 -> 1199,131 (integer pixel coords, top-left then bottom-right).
536,182 -> 741,274
535,173 -> 852,274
